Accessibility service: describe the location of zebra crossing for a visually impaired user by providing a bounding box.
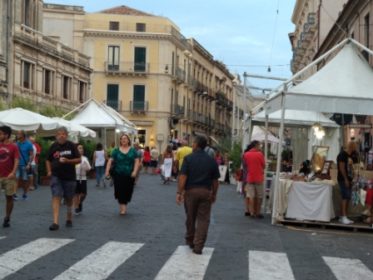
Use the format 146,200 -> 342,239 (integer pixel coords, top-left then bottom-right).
0,236 -> 372,279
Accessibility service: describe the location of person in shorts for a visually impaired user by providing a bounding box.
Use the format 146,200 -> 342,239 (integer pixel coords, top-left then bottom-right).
46,127 -> 81,231
0,126 -> 19,227
74,144 -> 91,215
243,140 -> 265,218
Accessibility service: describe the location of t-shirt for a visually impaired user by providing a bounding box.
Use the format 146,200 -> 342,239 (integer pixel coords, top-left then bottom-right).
94,150 -> 106,167
0,143 -> 19,177
243,148 -> 265,184
180,149 -> 220,190
111,147 -> 139,176
17,140 -> 33,166
76,156 -> 91,181
150,148 -> 159,161
176,146 -> 193,170
143,150 -> 151,162
47,141 -> 80,180
32,142 -> 41,165
337,150 -> 353,182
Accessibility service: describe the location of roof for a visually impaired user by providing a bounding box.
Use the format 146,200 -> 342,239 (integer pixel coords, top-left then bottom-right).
266,40 -> 373,116
253,110 -> 339,128
99,5 -> 154,16
67,99 -> 137,133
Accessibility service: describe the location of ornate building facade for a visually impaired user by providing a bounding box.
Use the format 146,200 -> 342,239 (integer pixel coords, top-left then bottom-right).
0,0 -> 91,111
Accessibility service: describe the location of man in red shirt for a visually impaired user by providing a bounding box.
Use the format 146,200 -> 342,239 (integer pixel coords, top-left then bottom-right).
243,140 -> 265,218
0,126 -> 19,227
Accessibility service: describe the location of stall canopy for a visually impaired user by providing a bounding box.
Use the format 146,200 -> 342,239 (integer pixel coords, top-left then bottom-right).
65,99 -> 137,134
253,110 -> 339,128
0,107 -> 60,131
251,126 -> 280,143
266,39 -> 373,115
52,118 -> 96,138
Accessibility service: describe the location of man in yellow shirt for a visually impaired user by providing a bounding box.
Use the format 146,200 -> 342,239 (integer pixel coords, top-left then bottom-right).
175,139 -> 192,171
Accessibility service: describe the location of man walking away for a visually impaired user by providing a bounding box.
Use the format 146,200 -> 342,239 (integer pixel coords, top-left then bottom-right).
46,127 -> 81,231
176,135 -> 220,255
243,140 -> 265,218
0,126 -> 19,227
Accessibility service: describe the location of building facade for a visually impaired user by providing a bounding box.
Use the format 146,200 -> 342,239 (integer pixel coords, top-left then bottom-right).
290,0 -> 348,75
43,5 -> 236,150
0,1 -> 91,112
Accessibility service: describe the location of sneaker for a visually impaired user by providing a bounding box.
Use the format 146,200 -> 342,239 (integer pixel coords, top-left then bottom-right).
49,223 -> 59,231
3,217 -> 10,228
74,208 -> 81,216
65,220 -> 73,227
13,194 -> 18,201
339,216 -> 354,225
22,194 -> 28,201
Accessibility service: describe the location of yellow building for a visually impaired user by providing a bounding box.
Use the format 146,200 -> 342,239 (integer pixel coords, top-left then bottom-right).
44,5 -> 235,150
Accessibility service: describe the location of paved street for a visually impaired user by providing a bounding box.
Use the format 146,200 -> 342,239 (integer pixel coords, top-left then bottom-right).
1,173 -> 373,280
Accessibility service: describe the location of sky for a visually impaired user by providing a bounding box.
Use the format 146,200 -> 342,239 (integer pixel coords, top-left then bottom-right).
47,0 -> 296,92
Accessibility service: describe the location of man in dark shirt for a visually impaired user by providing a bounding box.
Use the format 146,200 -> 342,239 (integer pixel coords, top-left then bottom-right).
176,135 -> 220,255
46,127 -> 80,231
336,141 -> 357,225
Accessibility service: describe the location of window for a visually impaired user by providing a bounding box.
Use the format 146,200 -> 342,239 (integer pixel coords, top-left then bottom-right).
79,81 -> 87,103
365,13 -> 370,47
133,85 -> 145,111
109,21 -> 119,31
134,47 -> 146,72
107,84 -> 119,110
62,75 -> 71,100
107,46 -> 120,71
23,0 -> 33,27
43,69 -> 54,94
136,23 -> 146,32
22,60 -> 34,89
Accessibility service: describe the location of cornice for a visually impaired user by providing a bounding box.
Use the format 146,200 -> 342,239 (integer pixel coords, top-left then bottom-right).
291,0 -> 306,24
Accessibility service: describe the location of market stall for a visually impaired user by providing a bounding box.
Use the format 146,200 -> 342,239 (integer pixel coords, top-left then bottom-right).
262,38 -> 373,225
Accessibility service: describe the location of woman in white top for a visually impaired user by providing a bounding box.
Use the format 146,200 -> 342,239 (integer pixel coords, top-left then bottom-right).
93,143 -> 107,187
74,144 -> 91,215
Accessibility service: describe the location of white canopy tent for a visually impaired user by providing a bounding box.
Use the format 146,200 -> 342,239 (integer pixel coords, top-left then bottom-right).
261,38 -> 373,224
0,108 -> 60,131
252,110 -> 340,169
251,125 -> 280,144
52,118 -> 97,138
64,99 -> 137,146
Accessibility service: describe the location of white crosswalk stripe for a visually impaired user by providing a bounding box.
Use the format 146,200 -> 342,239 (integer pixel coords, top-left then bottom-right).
249,250 -> 295,280
0,238 -> 74,278
154,245 -> 214,280
323,256 -> 373,280
53,241 -> 143,280
0,236 -> 5,240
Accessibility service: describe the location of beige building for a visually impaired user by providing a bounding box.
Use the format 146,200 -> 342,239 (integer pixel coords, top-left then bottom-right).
0,0 -> 91,112
290,0 -> 348,75
43,4 -> 235,150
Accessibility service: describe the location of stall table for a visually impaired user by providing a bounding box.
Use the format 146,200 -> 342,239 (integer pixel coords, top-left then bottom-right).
286,181 -> 335,222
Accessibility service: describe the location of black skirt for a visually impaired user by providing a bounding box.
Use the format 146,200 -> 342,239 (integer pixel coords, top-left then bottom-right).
113,174 -> 135,204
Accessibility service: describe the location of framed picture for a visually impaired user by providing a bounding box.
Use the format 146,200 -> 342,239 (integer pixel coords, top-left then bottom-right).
321,160 -> 333,175
311,146 -> 329,173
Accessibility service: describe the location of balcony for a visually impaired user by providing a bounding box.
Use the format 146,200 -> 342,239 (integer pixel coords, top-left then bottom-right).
104,99 -> 122,111
105,62 -> 149,76
174,68 -> 186,84
172,104 -> 185,117
130,101 -> 149,113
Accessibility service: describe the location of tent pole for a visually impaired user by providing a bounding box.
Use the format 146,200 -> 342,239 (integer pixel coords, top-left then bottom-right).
272,89 -> 286,225
62,98 -> 93,119
350,38 -> 373,56
263,108 -> 269,214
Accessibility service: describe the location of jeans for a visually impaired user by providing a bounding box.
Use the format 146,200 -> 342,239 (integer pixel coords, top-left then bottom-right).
95,166 -> 105,186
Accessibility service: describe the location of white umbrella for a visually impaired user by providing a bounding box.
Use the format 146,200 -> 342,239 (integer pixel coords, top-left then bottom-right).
0,107 -> 60,131
52,118 -> 96,138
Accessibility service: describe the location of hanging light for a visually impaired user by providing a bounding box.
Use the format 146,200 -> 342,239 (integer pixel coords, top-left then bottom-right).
312,122 -> 325,139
